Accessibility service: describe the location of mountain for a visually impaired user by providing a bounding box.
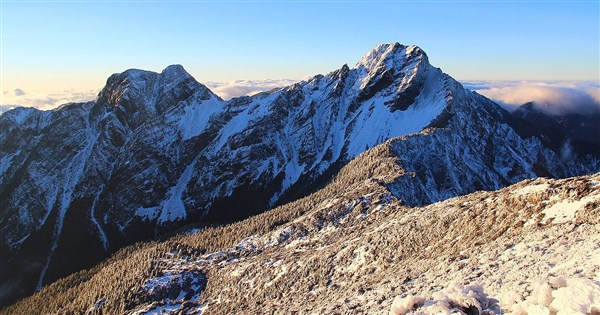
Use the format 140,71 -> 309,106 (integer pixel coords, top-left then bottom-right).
2,159 -> 598,313
512,101 -> 600,148
0,43 -> 598,306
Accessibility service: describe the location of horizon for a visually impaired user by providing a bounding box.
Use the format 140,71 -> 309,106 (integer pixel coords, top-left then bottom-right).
1,61 -> 599,114
1,0 -> 599,111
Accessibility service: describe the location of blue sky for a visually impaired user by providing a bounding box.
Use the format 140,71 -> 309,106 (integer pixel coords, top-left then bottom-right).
1,0 -> 599,107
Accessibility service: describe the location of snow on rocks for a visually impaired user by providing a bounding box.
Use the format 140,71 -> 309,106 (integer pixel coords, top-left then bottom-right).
390,284 -> 500,315
128,252 -> 206,315
513,183 -> 550,196
542,194 -> 598,224
502,277 -> 600,315
390,278 -> 600,315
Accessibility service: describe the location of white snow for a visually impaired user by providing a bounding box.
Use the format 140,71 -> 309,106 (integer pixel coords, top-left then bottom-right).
550,278 -> 600,314
136,206 -> 158,221
10,234 -> 29,247
542,194 -> 597,224
157,160 -> 197,223
513,183 -> 550,196
7,107 -> 34,124
390,295 -> 425,315
131,303 -> 184,315
36,121 -> 97,291
389,279 -> 600,315
212,93 -> 278,152
346,58 -> 447,158
178,97 -> 223,140
89,197 -> 109,251
0,151 -> 18,177
502,277 -> 600,315
390,283 -> 499,315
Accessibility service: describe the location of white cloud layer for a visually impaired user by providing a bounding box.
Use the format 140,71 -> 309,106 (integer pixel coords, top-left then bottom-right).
3,80 -> 598,118
205,79 -> 298,100
0,79 -> 297,114
461,80 -> 600,116
1,88 -> 99,113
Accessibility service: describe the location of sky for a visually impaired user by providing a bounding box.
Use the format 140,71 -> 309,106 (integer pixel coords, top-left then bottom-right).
1,0 -> 599,110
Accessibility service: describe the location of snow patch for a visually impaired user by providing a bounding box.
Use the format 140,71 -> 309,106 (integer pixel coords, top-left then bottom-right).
0,151 -> 18,176
502,277 -> 600,315
390,283 -> 500,315
136,206 -> 158,221
542,194 -> 597,224
157,160 -> 197,224
90,197 -> 109,251
36,123 -> 97,291
178,97 -> 223,140
514,183 -> 550,196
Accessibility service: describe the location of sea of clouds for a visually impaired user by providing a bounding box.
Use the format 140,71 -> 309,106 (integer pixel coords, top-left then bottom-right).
204,79 -> 299,100
1,88 -> 99,113
462,80 -> 600,116
0,79 -> 297,114
2,80 -> 599,117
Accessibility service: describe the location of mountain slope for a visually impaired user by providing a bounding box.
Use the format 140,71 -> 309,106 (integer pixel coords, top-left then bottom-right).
512,101 -> 600,150
0,43 -> 598,305
2,155 -> 597,313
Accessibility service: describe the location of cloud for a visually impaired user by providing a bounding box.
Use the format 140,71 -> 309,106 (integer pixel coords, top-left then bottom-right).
1,78 -> 298,114
462,80 -> 600,116
205,79 -> 298,100
5,79 -> 597,118
1,89 -> 99,112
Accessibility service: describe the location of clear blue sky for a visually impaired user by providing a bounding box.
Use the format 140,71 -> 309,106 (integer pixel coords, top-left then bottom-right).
2,0 -> 599,94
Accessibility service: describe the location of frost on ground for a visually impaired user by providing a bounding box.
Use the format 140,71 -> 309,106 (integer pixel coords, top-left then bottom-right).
126,252 -> 206,314
4,173 -> 599,315
387,175 -> 600,315
504,277 -> 600,315
390,278 -> 600,315
390,284 -> 500,315
133,173 -> 600,315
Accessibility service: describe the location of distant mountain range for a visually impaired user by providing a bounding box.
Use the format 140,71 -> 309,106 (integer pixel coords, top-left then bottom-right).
0,43 -> 598,306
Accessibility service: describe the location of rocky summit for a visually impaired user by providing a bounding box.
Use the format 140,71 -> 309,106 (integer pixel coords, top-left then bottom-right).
0,43 -> 598,307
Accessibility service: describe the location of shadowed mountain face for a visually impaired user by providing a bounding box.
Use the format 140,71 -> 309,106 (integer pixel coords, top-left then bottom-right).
0,43 -> 598,306
511,101 -> 600,149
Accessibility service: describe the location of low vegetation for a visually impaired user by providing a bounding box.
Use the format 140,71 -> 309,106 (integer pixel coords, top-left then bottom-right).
2,137 -> 598,314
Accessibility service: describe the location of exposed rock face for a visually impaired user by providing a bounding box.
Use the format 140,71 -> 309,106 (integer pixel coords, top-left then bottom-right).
0,43 -> 598,305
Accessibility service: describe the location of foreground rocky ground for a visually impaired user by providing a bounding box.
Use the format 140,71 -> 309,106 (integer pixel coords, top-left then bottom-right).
5,169 -> 598,314
158,173 -> 600,315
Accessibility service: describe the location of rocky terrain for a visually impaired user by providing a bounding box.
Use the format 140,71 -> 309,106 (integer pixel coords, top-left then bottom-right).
1,42 -> 598,307
2,147 -> 598,313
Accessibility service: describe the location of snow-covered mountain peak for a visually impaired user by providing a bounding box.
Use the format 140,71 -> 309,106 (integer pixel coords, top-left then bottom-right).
355,42 -> 427,72
94,65 -> 216,124
356,42 -> 404,68
97,68 -> 159,106
161,64 -> 191,78
0,106 -> 40,123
